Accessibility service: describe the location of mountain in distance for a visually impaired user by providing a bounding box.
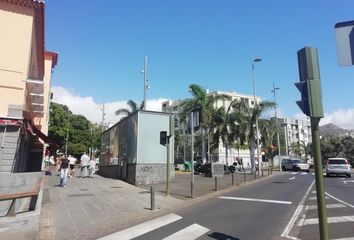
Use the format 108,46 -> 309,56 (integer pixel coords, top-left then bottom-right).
319,123 -> 354,138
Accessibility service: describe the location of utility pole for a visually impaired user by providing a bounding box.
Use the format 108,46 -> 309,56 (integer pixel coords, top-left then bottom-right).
295,46 -> 328,240
65,113 -> 70,155
271,83 -> 281,171
190,112 -> 195,198
142,56 -> 148,110
101,103 -> 105,132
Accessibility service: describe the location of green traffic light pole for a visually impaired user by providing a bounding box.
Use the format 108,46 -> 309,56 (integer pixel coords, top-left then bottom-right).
296,47 -> 328,240
311,117 -> 328,240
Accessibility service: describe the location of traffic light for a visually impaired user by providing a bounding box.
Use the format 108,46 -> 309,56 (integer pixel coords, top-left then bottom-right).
295,47 -> 324,118
160,131 -> 167,146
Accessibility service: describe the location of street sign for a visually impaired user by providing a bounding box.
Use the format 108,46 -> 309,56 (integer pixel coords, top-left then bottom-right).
335,20 -> 354,66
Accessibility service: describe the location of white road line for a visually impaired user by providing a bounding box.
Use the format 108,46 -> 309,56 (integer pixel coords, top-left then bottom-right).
309,196 -> 329,200
218,196 -> 292,205
300,172 -> 308,175
325,192 -> 354,208
291,172 -> 298,175
289,176 -> 296,180
298,215 -> 354,226
162,223 -> 209,240
97,213 -> 182,240
280,180 -> 315,240
312,191 -> 316,194
305,203 -> 346,210
331,238 -> 354,240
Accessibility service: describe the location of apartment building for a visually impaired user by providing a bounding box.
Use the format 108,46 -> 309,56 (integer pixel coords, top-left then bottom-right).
0,0 -> 58,173
276,117 -> 312,155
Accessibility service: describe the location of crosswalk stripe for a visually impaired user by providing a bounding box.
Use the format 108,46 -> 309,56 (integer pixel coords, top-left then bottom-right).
162,223 -> 209,240
97,213 -> 182,240
309,196 -> 329,200
219,196 -> 292,205
298,215 -> 354,226
305,203 -> 346,210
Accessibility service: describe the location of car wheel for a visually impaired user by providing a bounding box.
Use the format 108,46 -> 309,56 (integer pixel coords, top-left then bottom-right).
347,174 -> 351,178
282,166 -> 286,171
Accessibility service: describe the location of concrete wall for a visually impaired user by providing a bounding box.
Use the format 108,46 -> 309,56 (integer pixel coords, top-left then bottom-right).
0,172 -> 44,216
98,163 -> 175,186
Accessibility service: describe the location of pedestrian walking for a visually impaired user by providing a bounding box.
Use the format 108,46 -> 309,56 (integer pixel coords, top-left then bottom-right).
59,155 -> 70,187
68,155 -> 77,178
88,158 -> 96,178
80,152 -> 90,178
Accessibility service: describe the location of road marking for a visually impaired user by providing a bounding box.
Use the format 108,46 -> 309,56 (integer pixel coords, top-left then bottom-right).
331,238 -> 354,240
298,215 -> 354,226
305,203 -> 346,210
312,191 -> 316,194
300,172 -> 308,175
290,172 -> 298,175
343,180 -> 354,184
218,196 -> 292,205
97,213 -> 182,240
325,192 -> 354,208
280,180 -> 315,240
309,196 -> 329,200
162,223 -> 209,240
289,176 -> 296,180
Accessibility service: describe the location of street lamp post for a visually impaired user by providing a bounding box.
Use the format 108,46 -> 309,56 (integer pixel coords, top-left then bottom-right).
142,56 -> 149,110
252,58 -> 262,176
271,83 -> 281,171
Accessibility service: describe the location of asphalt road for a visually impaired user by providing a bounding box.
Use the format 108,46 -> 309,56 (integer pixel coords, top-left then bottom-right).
99,171 -> 354,240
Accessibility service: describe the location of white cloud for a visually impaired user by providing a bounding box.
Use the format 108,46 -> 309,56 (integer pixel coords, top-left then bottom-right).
321,109 -> 354,129
292,109 -> 354,130
51,86 -> 169,125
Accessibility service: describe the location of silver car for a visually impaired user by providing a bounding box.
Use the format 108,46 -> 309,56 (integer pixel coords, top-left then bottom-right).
325,158 -> 351,178
281,159 -> 310,172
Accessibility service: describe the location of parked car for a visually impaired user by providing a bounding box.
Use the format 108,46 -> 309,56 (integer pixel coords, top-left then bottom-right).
324,158 -> 351,178
281,159 -> 310,172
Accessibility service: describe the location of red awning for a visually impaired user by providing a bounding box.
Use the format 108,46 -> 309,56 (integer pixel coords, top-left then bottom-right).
31,125 -> 59,150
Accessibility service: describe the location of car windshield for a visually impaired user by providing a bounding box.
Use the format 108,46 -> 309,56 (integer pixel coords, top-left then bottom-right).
328,159 -> 347,164
292,160 -> 303,163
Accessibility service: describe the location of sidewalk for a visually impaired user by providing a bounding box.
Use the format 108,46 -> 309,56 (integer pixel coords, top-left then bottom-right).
38,169 -> 276,240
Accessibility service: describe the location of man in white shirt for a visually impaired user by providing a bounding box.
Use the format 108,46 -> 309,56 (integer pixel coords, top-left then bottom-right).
88,158 -> 96,178
68,155 -> 77,178
80,152 -> 90,178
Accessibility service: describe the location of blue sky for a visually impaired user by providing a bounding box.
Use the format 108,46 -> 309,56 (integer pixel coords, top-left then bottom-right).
45,0 -> 354,128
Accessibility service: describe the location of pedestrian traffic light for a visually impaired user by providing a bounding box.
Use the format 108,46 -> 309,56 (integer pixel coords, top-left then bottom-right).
295,47 -> 324,118
160,131 -> 167,146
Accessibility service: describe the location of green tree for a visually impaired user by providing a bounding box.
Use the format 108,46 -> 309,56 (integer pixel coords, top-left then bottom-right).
181,84 -> 228,163
48,102 -> 101,158
247,101 -> 275,173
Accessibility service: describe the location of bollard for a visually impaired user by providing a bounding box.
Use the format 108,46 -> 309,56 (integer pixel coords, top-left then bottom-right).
244,170 -> 247,182
231,172 -> 234,186
150,186 -> 155,211
268,167 -> 270,176
215,176 -> 218,191
191,181 -> 194,199
262,169 -> 264,178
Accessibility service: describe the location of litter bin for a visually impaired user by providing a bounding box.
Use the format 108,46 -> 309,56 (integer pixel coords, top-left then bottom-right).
184,161 -> 192,171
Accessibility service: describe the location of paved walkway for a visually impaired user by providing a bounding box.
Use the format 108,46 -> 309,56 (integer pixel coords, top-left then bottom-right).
38,169 -> 276,240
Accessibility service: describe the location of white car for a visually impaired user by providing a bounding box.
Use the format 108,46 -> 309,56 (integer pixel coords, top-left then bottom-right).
282,159 -> 310,172
325,158 -> 351,178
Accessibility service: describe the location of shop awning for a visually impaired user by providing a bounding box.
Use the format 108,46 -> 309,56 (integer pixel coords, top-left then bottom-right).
31,124 -> 59,150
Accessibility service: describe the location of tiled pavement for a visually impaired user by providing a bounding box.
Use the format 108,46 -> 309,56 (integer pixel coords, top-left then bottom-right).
37,169 -> 274,240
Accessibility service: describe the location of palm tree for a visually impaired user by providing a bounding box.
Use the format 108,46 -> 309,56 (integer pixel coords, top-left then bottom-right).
115,100 -> 141,119
181,84 -> 229,164
247,101 -> 276,173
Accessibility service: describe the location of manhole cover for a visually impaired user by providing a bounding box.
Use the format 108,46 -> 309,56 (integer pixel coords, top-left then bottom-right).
67,193 -> 95,197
